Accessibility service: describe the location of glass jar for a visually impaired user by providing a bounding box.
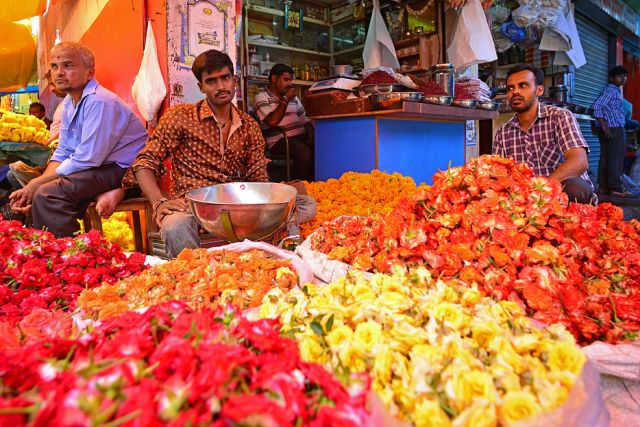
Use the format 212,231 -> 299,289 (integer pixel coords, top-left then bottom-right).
429,63 -> 455,97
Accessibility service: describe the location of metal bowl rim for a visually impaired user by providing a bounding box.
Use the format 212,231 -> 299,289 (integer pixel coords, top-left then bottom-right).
185,183 -> 298,206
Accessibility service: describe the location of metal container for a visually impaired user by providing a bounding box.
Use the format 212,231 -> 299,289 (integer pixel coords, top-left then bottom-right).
423,95 -> 454,106
453,99 -> 478,108
428,63 -> 455,98
550,85 -> 568,103
186,182 -> 297,242
477,100 -> 500,111
371,92 -> 422,109
358,83 -> 408,96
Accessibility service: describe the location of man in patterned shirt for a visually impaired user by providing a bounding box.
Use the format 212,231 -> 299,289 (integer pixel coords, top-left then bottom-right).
253,63 -> 314,181
593,65 -> 628,196
123,49 -> 269,258
493,64 -> 594,204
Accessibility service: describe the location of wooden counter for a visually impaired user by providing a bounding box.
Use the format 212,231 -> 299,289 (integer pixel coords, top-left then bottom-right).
308,101 -> 498,185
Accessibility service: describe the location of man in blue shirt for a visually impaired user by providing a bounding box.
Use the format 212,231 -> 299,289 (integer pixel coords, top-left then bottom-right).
10,42 -> 147,237
593,65 -> 628,196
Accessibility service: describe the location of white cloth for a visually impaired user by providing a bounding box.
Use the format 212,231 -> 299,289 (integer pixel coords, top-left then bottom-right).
49,101 -> 65,140
132,21 -> 167,122
362,0 -> 399,69
540,6 -> 586,69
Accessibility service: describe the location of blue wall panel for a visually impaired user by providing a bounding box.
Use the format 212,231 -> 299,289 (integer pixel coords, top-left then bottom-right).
377,119 -> 465,185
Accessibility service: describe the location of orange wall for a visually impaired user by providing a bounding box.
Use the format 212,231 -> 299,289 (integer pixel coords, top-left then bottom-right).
623,51 -> 640,121
79,0 -> 168,118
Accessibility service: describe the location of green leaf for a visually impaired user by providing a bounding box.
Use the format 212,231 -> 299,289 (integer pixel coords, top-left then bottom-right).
310,321 -> 324,336
325,314 -> 334,332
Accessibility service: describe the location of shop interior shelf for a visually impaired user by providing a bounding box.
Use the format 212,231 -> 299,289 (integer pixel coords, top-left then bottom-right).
247,75 -> 315,87
246,4 -> 329,26
248,40 -> 331,57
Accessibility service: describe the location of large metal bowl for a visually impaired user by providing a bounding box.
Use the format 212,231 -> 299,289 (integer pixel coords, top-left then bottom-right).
423,95 -> 453,106
453,99 -> 478,108
186,182 -> 297,242
371,92 -> 422,109
358,83 -> 407,96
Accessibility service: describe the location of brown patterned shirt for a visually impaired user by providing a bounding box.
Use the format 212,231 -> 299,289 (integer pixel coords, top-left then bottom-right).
123,101 -> 269,198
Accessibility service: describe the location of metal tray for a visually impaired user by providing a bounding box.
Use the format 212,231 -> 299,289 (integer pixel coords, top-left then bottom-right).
371,92 -> 422,109
476,100 -> 500,111
453,99 -> 478,108
423,95 -> 453,106
358,83 -> 407,96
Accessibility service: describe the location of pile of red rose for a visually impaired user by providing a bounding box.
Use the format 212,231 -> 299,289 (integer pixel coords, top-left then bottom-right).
310,155 -> 640,345
0,218 -> 146,324
0,302 -> 370,426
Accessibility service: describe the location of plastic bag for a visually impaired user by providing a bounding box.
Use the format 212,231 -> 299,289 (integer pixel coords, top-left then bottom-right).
132,21 -> 167,123
207,240 -> 314,286
0,23 -> 36,92
447,0 -> 497,71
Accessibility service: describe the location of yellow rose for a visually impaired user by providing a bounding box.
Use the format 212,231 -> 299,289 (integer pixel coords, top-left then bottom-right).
470,319 -> 502,345
432,302 -> 469,331
354,320 -> 383,352
326,324 -> 354,348
378,291 -> 412,311
392,378 -> 416,413
489,337 -> 524,374
446,371 -> 497,410
536,382 -> 569,411
389,323 -> 428,353
414,399 -> 451,427
410,344 -> 443,365
373,345 -> 394,384
453,399 -> 497,427
512,332 -> 542,354
351,282 -> 376,301
499,391 -> 541,424
545,341 -> 586,375
299,337 -> 329,364
339,342 -> 367,373
489,366 -> 521,393
461,288 -> 482,306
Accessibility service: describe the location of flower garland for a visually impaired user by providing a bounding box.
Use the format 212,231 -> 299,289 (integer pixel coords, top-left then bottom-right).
260,270 -> 586,425
309,156 -> 640,344
0,302 -> 371,426
78,248 -> 299,319
0,219 -> 146,324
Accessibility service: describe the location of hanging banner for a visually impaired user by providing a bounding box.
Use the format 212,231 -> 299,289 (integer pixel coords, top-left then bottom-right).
590,0 -> 640,36
166,0 -> 236,105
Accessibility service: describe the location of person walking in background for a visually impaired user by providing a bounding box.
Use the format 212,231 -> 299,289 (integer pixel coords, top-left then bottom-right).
593,65 -> 629,197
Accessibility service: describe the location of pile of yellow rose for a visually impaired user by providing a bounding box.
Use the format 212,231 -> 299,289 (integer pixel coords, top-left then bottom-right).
260,269 -> 586,426
302,170 -> 429,237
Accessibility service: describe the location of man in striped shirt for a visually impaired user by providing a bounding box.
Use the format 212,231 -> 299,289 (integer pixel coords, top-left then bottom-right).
493,64 -> 595,204
253,64 -> 314,181
593,65 -> 628,196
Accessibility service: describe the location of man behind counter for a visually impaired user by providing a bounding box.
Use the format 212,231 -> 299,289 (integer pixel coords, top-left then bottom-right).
122,49 -> 270,258
253,63 -> 315,181
493,64 -> 595,204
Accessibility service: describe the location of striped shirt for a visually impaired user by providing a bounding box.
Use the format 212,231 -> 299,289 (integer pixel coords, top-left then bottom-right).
593,83 -> 625,128
493,104 -> 593,188
253,87 -> 309,148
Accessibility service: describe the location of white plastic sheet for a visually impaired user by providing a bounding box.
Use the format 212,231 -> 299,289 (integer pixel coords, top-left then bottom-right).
132,21 -> 167,123
447,0 -> 497,71
362,0 -> 400,70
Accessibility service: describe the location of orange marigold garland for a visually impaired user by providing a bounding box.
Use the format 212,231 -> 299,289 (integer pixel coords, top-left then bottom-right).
78,248 -> 299,319
302,170 -> 429,237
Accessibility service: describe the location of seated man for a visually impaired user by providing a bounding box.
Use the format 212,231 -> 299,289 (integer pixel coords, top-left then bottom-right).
9,42 -> 147,236
122,49 -> 271,258
253,63 -> 315,181
493,64 -> 595,204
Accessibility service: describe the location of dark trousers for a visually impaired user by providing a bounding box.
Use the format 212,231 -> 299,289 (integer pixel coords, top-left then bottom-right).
561,177 -> 595,204
597,126 -> 626,193
32,163 -> 127,237
270,134 -> 315,182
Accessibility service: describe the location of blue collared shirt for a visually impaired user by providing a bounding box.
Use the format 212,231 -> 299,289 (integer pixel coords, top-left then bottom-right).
593,83 -> 625,128
51,79 -> 148,176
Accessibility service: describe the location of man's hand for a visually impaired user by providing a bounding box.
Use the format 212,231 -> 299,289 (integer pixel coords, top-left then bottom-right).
601,123 -> 613,138
154,198 -> 188,227
283,87 -> 296,102
9,182 -> 38,214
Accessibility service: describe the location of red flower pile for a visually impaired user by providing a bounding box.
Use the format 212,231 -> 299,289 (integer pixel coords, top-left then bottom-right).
0,219 -> 146,324
311,156 -> 640,344
0,302 -> 371,426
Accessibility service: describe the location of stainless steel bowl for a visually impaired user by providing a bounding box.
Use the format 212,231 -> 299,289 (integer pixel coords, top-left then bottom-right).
476,100 -> 500,111
453,99 -> 478,108
358,84 -> 407,96
372,92 -> 422,109
423,95 -> 454,106
186,182 -> 297,242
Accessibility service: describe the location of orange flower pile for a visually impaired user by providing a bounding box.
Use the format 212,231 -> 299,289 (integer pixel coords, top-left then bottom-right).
302,170 -> 428,237
78,248 -> 299,319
